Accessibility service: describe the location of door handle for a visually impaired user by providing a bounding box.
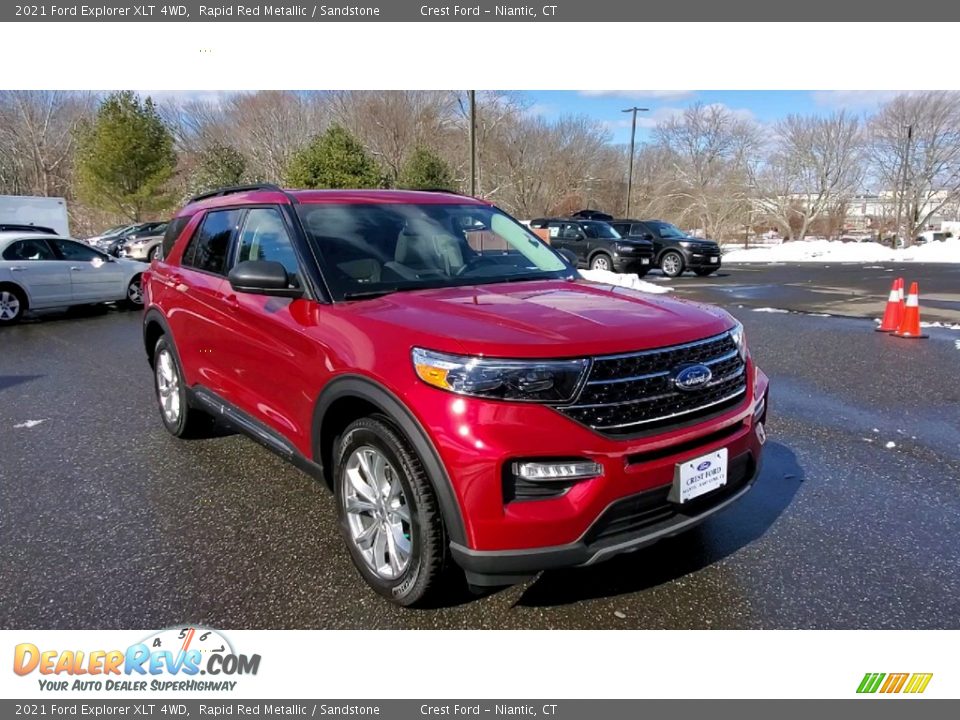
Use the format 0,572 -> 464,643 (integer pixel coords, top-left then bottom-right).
9,266 -> 26,272
70,266 -> 84,271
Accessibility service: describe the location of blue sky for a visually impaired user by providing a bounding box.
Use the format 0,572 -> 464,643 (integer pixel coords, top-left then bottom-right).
522,90 -> 900,144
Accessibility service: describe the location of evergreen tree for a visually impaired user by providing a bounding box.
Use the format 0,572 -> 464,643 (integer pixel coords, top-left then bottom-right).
285,125 -> 383,189
74,91 -> 175,220
397,146 -> 455,190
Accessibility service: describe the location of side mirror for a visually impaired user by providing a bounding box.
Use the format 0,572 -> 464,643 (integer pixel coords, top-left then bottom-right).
228,260 -> 303,298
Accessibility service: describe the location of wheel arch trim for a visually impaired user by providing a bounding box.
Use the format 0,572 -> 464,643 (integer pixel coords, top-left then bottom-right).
313,374 -> 468,546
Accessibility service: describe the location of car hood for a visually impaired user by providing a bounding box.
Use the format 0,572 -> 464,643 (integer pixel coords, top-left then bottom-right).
341,278 -> 735,358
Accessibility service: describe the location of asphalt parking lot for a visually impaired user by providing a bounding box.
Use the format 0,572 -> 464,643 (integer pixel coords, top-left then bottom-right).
1,263 -> 959,630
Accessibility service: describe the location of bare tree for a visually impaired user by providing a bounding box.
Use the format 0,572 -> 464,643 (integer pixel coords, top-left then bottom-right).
0,91 -> 94,197
754,111 -> 863,241
654,103 -> 761,239
869,91 -> 960,244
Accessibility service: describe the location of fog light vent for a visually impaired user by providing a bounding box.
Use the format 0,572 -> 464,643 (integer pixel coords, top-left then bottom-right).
504,460 -> 602,503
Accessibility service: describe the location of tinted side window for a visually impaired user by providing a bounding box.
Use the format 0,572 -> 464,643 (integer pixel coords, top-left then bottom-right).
235,208 -> 300,277
52,238 -> 103,261
3,238 -> 56,261
634,223 -> 653,237
182,209 -> 240,275
161,215 -> 192,259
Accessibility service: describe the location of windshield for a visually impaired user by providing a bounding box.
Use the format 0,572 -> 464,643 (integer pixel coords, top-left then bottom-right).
297,203 -> 571,300
647,221 -> 687,239
581,221 -> 621,240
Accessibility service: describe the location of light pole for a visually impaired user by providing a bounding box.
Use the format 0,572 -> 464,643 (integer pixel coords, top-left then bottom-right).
622,106 -> 649,216
894,123 -> 913,247
468,90 -> 477,197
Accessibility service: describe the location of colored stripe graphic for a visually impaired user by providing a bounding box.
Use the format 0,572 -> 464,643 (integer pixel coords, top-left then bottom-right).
880,673 -> 909,693
857,672 -> 932,694
857,673 -> 885,693
903,674 -> 933,694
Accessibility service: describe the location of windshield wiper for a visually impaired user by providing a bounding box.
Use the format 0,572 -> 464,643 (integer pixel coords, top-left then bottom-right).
342,288 -> 399,300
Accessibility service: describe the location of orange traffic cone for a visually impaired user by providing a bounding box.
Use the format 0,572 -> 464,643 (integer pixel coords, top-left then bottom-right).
893,282 -> 928,339
876,277 -> 903,332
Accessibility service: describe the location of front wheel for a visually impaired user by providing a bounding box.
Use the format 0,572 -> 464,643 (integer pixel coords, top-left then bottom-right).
590,253 -> 612,272
660,251 -> 685,277
148,245 -> 162,261
334,416 -> 449,607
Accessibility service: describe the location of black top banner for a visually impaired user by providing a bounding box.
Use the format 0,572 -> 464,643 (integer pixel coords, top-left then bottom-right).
5,0 -> 956,21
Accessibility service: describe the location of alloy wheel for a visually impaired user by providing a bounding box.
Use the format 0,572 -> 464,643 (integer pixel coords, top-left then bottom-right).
591,255 -> 610,271
342,445 -> 412,580
0,291 -> 21,321
127,278 -> 143,305
156,348 -> 181,424
662,253 -> 682,276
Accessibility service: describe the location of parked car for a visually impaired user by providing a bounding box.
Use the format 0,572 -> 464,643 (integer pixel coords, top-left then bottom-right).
915,231 -> 951,245
143,184 -> 769,606
85,224 -> 135,246
529,217 -> 654,275
120,223 -> 168,262
0,223 -> 57,235
88,222 -> 167,257
611,219 -> 722,277
0,232 -> 145,325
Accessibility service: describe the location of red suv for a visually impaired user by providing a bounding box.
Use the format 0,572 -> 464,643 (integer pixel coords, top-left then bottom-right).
142,185 -> 769,606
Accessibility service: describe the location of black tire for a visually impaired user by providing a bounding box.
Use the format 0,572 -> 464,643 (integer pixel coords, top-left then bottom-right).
148,245 -> 162,261
635,266 -> 651,278
659,250 -> 685,277
589,253 -> 613,272
152,336 -> 212,438
0,285 -> 27,326
125,274 -> 144,309
694,268 -> 717,277
334,415 -> 449,607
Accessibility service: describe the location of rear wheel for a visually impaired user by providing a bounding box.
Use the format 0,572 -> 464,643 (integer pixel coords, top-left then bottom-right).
153,336 -> 212,438
694,268 -> 717,277
0,286 -> 26,326
660,251 -> 685,277
334,416 -> 449,607
126,275 -> 144,308
590,253 -> 612,272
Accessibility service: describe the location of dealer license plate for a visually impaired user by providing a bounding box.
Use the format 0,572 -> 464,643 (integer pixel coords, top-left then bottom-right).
641,258 -> 650,264
710,256 -> 719,263
670,448 -> 728,503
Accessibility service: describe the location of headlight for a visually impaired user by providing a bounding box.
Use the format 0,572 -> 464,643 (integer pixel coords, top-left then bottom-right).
679,241 -> 694,247
412,348 -> 588,403
730,321 -> 747,360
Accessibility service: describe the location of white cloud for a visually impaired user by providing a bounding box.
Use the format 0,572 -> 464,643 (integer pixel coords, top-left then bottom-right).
579,90 -> 696,102
811,90 -> 903,109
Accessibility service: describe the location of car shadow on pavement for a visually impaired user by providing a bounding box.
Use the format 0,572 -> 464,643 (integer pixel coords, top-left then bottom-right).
0,374 -> 44,392
514,440 -> 804,608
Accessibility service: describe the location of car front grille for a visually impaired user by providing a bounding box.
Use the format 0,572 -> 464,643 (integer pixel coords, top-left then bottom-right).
557,331 -> 747,436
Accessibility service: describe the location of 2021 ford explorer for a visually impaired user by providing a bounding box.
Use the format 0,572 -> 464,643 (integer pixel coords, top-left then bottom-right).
142,185 -> 768,606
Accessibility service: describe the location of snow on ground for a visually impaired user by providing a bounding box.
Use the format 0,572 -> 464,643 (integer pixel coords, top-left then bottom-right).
723,238 -> 960,264
579,269 -> 673,294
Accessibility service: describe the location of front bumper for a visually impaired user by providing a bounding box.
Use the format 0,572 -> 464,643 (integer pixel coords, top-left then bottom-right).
408,358 -> 769,582
612,254 -> 654,272
684,250 -> 722,268
452,447 -> 761,585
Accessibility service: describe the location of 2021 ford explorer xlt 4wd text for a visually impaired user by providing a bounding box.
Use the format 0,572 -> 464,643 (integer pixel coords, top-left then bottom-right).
142,185 -> 769,606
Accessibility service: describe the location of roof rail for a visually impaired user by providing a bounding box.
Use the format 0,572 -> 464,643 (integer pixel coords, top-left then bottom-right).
187,183 -> 285,205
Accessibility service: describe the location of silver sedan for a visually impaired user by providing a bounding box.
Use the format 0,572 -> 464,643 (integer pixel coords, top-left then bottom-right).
0,232 -> 145,325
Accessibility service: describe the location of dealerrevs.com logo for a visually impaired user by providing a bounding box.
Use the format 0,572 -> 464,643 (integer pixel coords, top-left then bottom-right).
13,626 -> 261,692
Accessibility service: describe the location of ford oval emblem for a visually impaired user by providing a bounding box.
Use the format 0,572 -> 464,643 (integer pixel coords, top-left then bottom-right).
674,364 -> 713,391
697,460 -> 711,471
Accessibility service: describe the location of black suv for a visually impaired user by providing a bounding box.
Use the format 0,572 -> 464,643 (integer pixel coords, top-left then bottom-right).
529,217 -> 654,275
610,219 -> 721,277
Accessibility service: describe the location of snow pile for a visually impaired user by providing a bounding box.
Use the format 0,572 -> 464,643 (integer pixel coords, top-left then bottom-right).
579,269 -> 673,294
724,238 -> 960,264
